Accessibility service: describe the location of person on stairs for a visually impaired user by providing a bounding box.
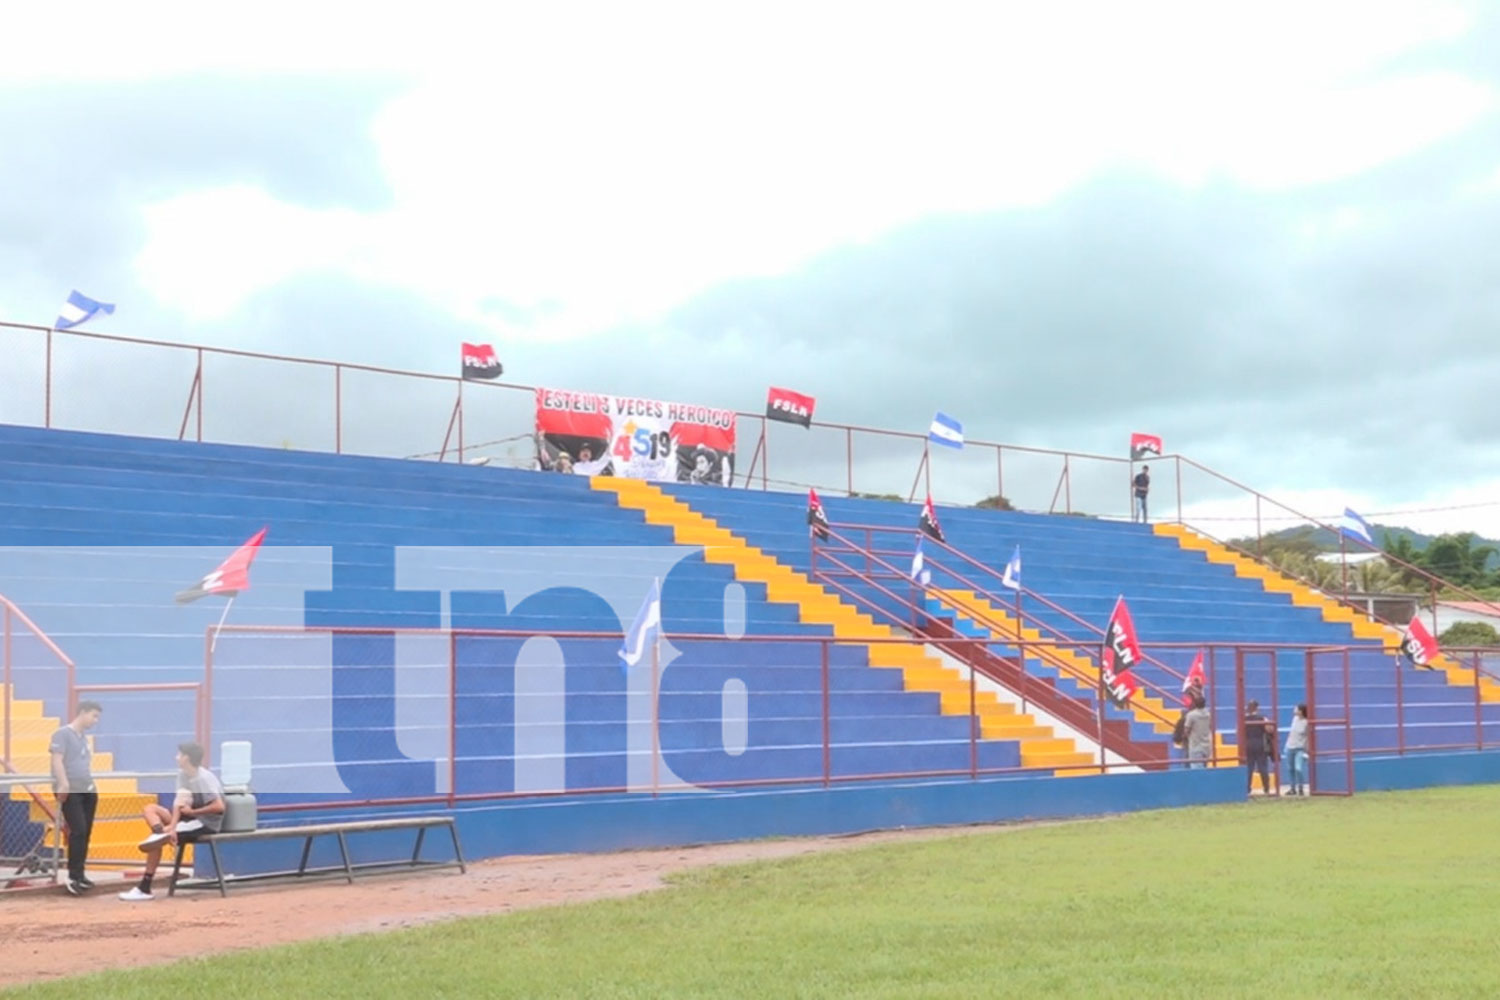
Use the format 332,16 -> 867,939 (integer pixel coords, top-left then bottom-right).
50,700 -> 103,896
1184,693 -> 1214,769
1284,704 -> 1310,796
118,742 -> 225,902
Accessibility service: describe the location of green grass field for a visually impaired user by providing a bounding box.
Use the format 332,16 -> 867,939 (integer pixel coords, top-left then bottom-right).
9,787 -> 1499,999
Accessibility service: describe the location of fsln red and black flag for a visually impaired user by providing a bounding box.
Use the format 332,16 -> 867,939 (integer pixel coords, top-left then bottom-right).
1130,432 -> 1162,461
461,342 -> 503,380
918,494 -> 944,543
1101,596 -> 1143,707
176,528 -> 268,604
807,489 -> 831,541
766,386 -> 815,428
1400,614 -> 1440,668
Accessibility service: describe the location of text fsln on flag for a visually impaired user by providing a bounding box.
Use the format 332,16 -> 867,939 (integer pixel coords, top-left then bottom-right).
766,387 -> 816,428
461,342 -> 504,380
1399,615 -> 1439,669
1101,596 -> 1142,707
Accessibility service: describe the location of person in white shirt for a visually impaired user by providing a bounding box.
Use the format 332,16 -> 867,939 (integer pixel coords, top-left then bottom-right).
1284,704 -> 1310,796
118,742 -> 225,902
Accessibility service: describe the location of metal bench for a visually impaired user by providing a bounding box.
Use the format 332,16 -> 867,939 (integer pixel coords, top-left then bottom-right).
166,815 -> 466,898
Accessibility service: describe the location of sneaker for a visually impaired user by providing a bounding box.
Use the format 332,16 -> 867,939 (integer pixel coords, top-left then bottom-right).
139,830 -> 171,851
63,880 -> 85,896
118,887 -> 155,902
175,820 -> 204,834
76,877 -> 96,889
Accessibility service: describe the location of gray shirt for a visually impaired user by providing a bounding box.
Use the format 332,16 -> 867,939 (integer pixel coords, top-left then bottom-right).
180,767 -> 225,833
1184,707 -> 1214,759
1284,715 -> 1308,752
48,725 -> 93,792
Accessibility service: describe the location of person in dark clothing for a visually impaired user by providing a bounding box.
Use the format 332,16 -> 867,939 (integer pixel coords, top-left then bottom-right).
50,700 -> 103,895
1133,465 -> 1151,523
1242,700 -> 1276,795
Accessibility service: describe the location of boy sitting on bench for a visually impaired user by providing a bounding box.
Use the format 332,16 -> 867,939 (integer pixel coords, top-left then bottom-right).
119,742 -> 225,902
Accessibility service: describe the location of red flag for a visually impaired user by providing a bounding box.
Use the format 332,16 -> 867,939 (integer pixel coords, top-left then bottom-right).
1130,432 -> 1162,460
1101,596 -> 1142,707
176,528 -> 268,604
807,489 -> 830,541
1181,650 -> 1206,707
919,495 -> 944,543
461,342 -> 503,380
1400,615 -> 1439,668
766,387 -> 816,428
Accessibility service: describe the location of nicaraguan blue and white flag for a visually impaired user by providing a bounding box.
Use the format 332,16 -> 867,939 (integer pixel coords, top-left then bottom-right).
618,578 -> 662,672
910,536 -> 931,587
1001,545 -> 1021,590
1337,507 -> 1373,546
928,412 -> 964,449
55,290 -> 115,331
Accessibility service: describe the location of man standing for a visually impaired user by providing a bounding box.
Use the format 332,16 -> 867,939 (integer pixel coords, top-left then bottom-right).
118,742 -> 225,902
49,700 -> 103,896
1133,465 -> 1151,523
1242,700 -> 1276,795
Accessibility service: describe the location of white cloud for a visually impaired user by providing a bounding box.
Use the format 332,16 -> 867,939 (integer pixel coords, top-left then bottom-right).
21,1 -> 1500,338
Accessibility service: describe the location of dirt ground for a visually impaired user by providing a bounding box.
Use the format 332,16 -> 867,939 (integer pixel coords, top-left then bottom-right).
0,819 -> 1075,990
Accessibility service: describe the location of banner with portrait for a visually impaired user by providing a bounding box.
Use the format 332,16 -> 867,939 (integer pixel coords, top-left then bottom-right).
534,387 -> 736,485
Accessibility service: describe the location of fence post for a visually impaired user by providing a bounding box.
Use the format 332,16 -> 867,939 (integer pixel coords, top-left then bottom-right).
44,327 -> 53,428
821,640 -> 831,787
1475,651 -> 1483,752
1394,648 -> 1404,756
845,427 -> 853,496
195,347 -> 204,442
968,657 -> 978,779
1304,650 -> 1317,794
3,605 -> 10,767
201,628 -> 214,766
449,629 -> 458,807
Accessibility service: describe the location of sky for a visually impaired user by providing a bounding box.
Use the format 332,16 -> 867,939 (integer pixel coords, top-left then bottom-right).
2,1 -> 1499,538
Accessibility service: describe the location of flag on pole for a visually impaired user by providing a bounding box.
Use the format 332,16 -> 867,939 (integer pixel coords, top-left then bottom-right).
1399,614 -> 1439,668
928,412 -> 964,449
619,578 -> 662,673
1001,545 -> 1021,590
919,495 -> 945,543
55,290 -> 115,331
1130,432 -> 1163,460
460,342 -> 504,380
1338,507 -> 1373,546
807,489 -> 831,541
1181,650 -> 1206,706
1101,596 -> 1143,707
766,387 -> 816,428
910,536 -> 931,587
175,528 -> 268,604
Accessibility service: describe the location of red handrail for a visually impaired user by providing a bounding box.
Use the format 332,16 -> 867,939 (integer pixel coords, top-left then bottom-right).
813,524 -> 1186,730
0,594 -> 74,825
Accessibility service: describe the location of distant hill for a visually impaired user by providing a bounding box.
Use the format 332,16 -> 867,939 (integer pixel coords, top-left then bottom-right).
1257,524 -> 1500,569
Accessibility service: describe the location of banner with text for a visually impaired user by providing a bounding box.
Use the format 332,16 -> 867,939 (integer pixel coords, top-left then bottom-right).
535,387 -> 737,485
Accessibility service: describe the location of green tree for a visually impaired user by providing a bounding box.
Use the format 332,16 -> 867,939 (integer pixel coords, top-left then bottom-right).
1381,531 -> 1429,588
1423,533 -> 1495,589
976,495 -> 1014,510
1438,621 -> 1500,647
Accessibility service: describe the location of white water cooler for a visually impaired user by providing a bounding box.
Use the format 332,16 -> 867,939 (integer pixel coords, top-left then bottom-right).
219,740 -> 258,832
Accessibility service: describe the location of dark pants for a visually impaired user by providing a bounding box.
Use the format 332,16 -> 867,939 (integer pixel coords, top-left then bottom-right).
59,790 -> 97,882
1246,751 -> 1271,794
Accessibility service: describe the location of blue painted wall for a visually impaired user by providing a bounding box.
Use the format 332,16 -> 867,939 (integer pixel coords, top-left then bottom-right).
192,768 -> 1246,878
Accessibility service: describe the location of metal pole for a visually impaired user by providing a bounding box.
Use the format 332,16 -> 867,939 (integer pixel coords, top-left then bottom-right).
968,658 -> 978,779
996,445 -> 1004,506
1064,455 -> 1072,515
1304,649 -> 1317,794
1475,651 -> 1483,752
1343,649 -> 1354,794
1394,646 -> 1404,756
821,639 -> 831,787
650,635 -> 660,798
457,382 -> 465,464
202,628 -> 214,766
846,427 -> 853,496
1255,495 -> 1263,559
335,364 -> 343,454
1175,454 -> 1183,523
3,606 -> 10,767
761,415 -> 769,491
448,629 -> 458,807
44,327 -> 53,428
1340,534 -> 1348,601
195,347 -> 204,442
